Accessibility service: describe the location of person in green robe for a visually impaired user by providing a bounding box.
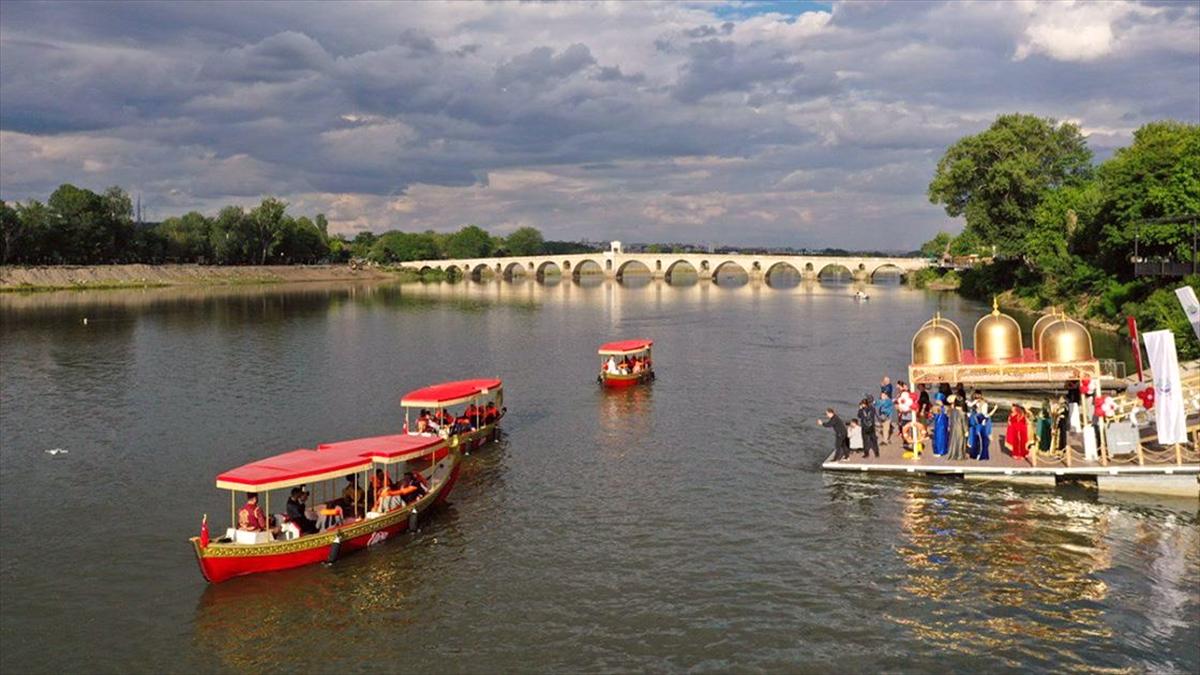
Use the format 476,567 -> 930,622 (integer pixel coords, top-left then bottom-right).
1036,404 -> 1053,453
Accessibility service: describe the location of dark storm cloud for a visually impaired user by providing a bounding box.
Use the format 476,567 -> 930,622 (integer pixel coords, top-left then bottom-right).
0,1 -> 1196,249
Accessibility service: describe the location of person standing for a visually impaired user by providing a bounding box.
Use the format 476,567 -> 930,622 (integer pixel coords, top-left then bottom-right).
1006,404 -> 1030,460
818,408 -> 850,461
947,396 -> 967,460
857,397 -> 880,458
875,392 -> 895,445
880,376 -> 894,400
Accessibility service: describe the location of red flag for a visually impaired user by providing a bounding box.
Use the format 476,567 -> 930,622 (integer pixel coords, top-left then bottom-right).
200,514 -> 210,548
1127,316 -> 1144,382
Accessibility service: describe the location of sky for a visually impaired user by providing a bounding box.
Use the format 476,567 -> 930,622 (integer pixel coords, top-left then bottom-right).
1,1 -> 1197,250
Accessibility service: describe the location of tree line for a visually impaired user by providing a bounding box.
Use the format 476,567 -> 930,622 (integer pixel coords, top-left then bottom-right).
921,115 -> 1198,357
0,186 -> 591,266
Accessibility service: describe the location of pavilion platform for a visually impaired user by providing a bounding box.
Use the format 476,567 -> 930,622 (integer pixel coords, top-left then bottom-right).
821,421 -> 1200,498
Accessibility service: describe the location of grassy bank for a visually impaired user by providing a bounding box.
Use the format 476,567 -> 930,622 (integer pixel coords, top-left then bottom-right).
0,263 -> 398,293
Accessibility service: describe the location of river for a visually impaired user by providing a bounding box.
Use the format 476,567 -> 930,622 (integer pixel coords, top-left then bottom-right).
1,276 -> 1196,673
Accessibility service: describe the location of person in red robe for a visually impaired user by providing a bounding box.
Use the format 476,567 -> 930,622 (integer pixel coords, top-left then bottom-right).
237,492 -> 267,531
1006,405 -> 1030,459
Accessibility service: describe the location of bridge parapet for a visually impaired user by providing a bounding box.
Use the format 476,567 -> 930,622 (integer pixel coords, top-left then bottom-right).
403,252 -> 931,283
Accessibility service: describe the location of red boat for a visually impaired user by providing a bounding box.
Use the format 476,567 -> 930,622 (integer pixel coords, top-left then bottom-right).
400,378 -> 505,452
190,434 -> 459,584
598,339 -> 655,388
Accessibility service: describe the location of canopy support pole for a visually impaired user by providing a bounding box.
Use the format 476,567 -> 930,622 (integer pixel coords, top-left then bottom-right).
231,491 -> 235,531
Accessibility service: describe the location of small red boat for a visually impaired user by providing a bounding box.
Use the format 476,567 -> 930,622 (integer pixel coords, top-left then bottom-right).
190,434 -> 459,584
598,339 -> 655,388
400,378 -> 505,452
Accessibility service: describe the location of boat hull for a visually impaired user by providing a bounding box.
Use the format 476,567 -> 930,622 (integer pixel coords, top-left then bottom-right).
192,455 -> 461,584
601,372 -> 652,388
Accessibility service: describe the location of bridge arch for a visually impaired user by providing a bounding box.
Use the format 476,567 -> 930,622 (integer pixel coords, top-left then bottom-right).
536,261 -> 561,281
764,261 -> 802,283
817,263 -> 853,282
471,263 -> 494,281
870,263 -> 905,282
665,260 -> 698,283
616,260 -> 652,282
503,261 -> 528,280
572,259 -> 604,281
712,260 -> 749,286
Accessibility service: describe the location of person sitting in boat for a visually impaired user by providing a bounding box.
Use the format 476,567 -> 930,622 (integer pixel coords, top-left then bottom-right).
464,403 -> 481,427
337,475 -> 366,515
399,471 -> 428,504
268,515 -> 294,540
605,356 -> 619,375
438,410 -> 455,427
237,492 -> 268,532
484,401 -> 500,423
286,487 -> 319,535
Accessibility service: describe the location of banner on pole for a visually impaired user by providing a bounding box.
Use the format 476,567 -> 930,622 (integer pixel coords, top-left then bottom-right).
1176,285 -> 1200,340
1142,330 -> 1187,445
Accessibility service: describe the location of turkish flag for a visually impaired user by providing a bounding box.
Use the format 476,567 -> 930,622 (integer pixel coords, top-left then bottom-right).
200,514 -> 210,548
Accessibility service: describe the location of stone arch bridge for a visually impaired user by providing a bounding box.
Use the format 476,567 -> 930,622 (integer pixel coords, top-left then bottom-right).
405,248 -> 931,284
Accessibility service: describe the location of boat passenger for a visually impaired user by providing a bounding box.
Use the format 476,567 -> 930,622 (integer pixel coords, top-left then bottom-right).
464,403 -> 480,426
606,356 -> 619,375
369,469 -> 394,511
286,488 -> 319,534
400,471 -> 428,504
337,475 -> 366,516
238,492 -> 268,532
484,402 -> 499,423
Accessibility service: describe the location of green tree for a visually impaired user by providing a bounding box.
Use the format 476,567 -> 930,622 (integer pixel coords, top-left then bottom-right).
919,232 -> 953,258
210,206 -> 254,264
0,201 -> 22,264
349,232 -> 377,259
444,225 -> 494,258
947,228 -> 984,257
157,211 -> 213,262
505,227 -> 545,255
277,216 -> 329,263
1093,121 -> 1200,271
249,197 -> 289,264
928,114 -> 1093,257
368,231 -> 440,263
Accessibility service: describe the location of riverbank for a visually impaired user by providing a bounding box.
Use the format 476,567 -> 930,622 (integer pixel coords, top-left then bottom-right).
0,264 -> 398,292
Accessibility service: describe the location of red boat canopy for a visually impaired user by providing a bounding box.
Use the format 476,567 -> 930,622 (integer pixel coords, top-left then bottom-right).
217,435 -> 447,490
401,378 -> 503,408
317,434 -> 445,465
216,449 -> 373,492
598,339 -> 653,356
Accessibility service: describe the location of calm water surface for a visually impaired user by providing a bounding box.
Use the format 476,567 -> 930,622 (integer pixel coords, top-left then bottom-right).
1,277 -> 1196,674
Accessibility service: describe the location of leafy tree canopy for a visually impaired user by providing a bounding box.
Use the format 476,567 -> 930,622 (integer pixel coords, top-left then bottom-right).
928,113 -> 1093,257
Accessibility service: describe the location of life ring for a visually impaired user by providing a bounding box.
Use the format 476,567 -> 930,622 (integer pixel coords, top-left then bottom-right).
896,391 -> 914,413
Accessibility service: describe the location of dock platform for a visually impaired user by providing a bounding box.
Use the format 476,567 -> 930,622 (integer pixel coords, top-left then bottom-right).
822,424 -> 1200,498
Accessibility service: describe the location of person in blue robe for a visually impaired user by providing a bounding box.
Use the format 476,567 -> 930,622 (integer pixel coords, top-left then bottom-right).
932,405 -> 950,456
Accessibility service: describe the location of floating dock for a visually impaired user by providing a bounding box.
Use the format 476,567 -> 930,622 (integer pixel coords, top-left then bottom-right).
822,423 -> 1200,498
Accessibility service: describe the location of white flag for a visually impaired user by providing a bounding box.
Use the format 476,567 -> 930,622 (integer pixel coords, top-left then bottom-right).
1143,330 -> 1188,445
1176,285 -> 1200,340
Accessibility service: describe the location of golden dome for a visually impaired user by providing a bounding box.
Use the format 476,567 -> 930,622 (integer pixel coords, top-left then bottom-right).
919,313 -> 963,349
1031,310 -> 1062,357
912,314 -> 962,366
973,298 -> 1023,362
1039,317 -> 1093,362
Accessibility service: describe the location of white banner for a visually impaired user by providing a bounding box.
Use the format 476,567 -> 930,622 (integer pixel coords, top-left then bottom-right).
1143,330 -> 1188,445
1176,285 -> 1200,340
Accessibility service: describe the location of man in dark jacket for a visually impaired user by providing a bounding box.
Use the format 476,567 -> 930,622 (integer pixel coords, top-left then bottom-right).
818,408 -> 850,461
286,487 -> 318,534
857,398 -> 880,458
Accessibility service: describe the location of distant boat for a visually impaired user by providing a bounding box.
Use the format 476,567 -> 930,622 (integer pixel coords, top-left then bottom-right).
598,339 -> 655,388
854,291 -> 870,302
